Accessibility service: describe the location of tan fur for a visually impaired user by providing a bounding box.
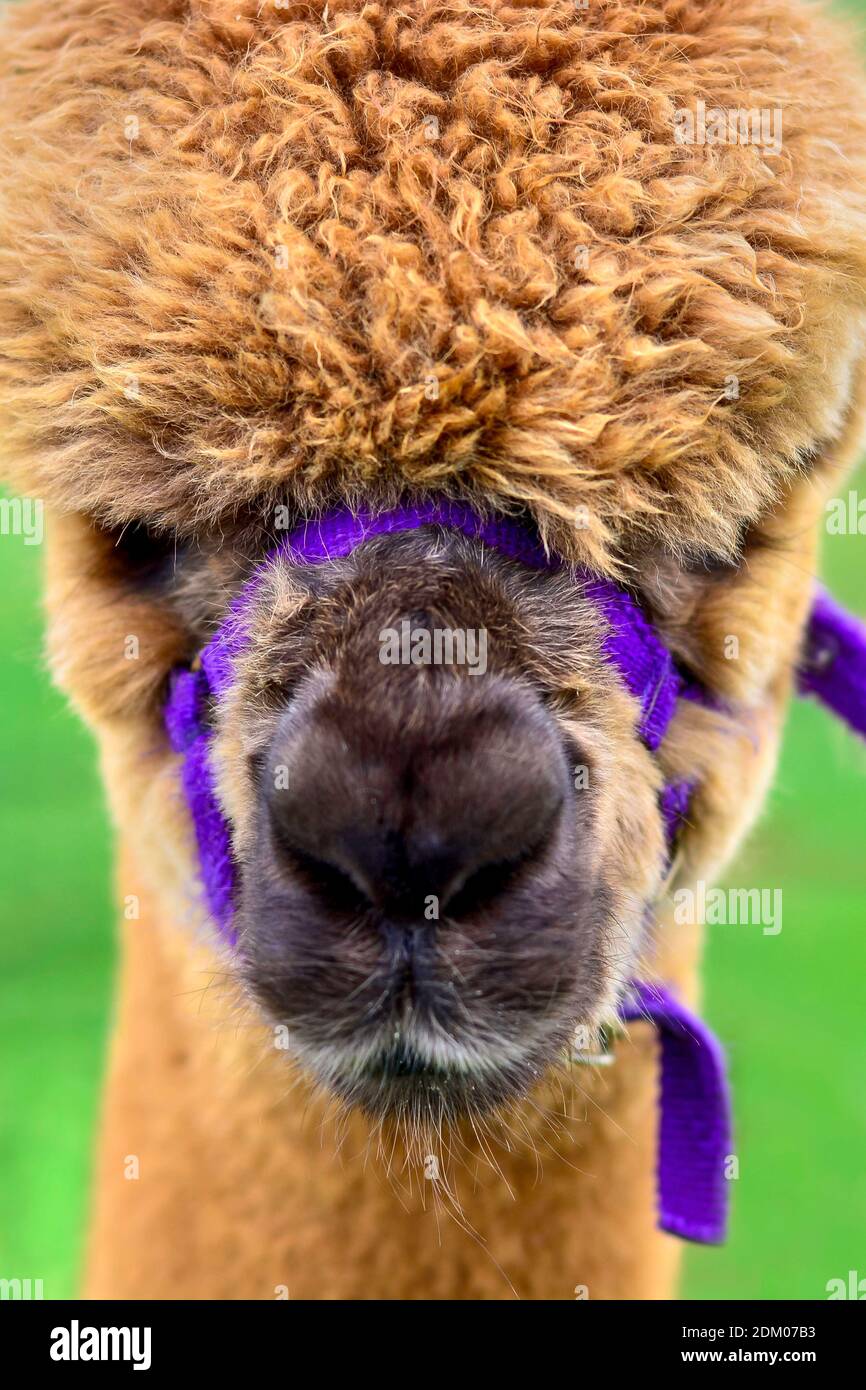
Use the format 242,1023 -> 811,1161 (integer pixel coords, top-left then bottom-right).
2,1 -> 866,566
3,0 -> 866,1298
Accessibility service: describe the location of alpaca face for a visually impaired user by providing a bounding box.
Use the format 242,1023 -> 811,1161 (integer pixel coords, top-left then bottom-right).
40,464 -> 826,1126
168,526 -> 665,1119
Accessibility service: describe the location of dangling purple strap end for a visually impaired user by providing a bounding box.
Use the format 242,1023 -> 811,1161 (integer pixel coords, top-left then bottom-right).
619,981 -> 732,1245
797,587 -> 866,741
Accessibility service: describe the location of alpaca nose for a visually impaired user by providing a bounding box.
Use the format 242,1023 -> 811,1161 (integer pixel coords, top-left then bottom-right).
264,677 -> 571,923
306,825 -> 499,919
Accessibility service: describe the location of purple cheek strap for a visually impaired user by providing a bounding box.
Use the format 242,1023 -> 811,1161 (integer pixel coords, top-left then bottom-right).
163,498 -> 866,1250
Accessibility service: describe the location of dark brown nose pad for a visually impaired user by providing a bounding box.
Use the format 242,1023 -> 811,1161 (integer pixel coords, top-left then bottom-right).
264,677 -> 573,925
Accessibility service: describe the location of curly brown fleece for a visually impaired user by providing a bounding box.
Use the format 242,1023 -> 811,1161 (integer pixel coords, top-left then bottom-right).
2,0 -> 866,572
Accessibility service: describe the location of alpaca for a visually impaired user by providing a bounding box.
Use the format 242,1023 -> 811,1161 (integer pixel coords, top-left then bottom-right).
1,0 -> 866,1300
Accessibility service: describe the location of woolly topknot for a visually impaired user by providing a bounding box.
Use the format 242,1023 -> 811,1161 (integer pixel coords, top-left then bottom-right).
1,0 -> 866,569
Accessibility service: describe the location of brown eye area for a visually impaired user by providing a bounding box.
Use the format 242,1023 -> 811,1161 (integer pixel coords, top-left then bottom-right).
100,519 -> 182,589
679,518 -> 753,578
679,547 -> 741,577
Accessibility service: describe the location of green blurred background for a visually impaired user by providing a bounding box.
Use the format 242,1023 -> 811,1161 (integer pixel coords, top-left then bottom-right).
1,1 -> 865,1302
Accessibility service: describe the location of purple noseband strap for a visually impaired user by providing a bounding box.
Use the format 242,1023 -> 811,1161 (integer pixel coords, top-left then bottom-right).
162,496 -> 866,1252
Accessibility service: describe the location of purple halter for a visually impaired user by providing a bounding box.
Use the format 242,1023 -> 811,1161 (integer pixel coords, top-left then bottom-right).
166,498 -> 700,937
164,497 -> 866,1249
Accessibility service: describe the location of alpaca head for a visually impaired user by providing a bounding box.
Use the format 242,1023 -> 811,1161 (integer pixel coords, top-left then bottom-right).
2,0 -> 866,1124
52,481 -> 833,1126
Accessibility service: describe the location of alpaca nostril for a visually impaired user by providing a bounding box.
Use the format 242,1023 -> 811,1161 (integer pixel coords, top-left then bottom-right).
263,676 -> 574,926
276,819 -> 559,922
331,826 -> 467,917
271,781 -> 564,924
276,842 -> 372,916
444,851 -> 536,919
318,823 -> 557,921
272,817 -> 520,921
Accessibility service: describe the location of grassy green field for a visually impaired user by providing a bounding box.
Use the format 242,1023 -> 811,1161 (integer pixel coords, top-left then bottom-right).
1,2 -> 866,1302
0,534 -> 113,1298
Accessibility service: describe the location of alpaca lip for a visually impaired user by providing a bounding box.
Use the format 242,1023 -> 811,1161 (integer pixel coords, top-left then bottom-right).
331,1044 -> 529,1120
365,1042 -> 451,1080
296,1018 -> 554,1119
379,1045 -> 434,1078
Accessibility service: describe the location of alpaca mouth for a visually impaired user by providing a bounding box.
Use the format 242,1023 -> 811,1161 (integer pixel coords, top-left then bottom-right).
354,1045 -> 468,1113
312,1029 -> 552,1121
373,1042 -> 446,1078
334,1063 -> 516,1121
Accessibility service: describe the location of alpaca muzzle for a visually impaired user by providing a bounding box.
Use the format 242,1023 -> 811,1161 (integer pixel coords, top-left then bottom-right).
164,497 -> 866,1249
